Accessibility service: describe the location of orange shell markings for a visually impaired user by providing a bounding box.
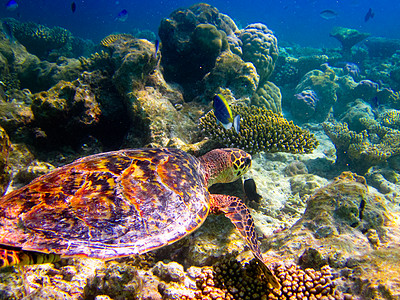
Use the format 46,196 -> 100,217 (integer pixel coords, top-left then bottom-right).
0,148 -> 210,259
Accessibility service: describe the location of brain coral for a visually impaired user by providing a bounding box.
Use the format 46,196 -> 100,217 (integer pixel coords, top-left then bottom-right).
200,105 -> 318,154
237,23 -> 279,83
195,254 -> 343,300
251,81 -> 282,115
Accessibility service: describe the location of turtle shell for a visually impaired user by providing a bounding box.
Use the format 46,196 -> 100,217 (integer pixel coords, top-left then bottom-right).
0,148 -> 210,259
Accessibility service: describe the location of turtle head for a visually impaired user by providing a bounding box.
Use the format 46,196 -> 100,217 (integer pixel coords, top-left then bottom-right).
200,148 -> 251,187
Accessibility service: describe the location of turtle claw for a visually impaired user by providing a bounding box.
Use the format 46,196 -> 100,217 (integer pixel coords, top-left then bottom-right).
210,194 -> 281,289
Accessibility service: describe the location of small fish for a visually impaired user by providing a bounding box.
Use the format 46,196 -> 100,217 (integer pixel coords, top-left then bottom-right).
364,8 -> 374,22
115,9 -> 128,22
154,39 -> 159,59
2,21 -> 14,43
243,178 -> 262,203
319,9 -> 338,20
212,94 -> 240,134
71,2 -> 76,13
6,0 -> 18,11
371,96 -> 379,108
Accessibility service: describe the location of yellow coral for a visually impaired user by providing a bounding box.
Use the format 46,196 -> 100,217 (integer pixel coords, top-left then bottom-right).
200,105 -> 318,154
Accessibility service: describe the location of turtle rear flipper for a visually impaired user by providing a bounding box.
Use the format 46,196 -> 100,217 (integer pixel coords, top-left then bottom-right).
0,248 -> 60,268
210,194 -> 281,289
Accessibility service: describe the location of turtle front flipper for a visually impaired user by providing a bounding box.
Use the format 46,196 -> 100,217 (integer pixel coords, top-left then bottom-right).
210,194 -> 281,289
0,248 -> 60,268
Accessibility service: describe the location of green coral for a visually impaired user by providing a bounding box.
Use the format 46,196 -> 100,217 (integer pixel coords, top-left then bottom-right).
380,110 -> 400,129
5,19 -> 71,58
251,81 -> 282,114
200,105 -> 318,154
323,121 -> 400,173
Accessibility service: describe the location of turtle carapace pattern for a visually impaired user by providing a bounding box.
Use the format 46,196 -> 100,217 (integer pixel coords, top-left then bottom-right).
0,148 -> 280,288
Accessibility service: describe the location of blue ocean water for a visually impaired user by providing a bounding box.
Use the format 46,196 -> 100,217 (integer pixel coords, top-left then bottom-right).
1,0 -> 399,47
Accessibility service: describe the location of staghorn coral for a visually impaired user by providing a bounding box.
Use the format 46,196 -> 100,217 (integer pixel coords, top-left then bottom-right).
195,254 -> 344,300
237,23 -> 279,83
200,105 -> 318,154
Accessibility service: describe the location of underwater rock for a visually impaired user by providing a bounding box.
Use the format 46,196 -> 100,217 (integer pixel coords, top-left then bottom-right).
338,99 -> 375,132
123,71 -> 197,148
330,27 -> 370,56
265,171 -> 400,299
31,80 -> 101,147
202,50 -> 259,101
237,23 -> 279,83
84,261 -> 142,299
292,89 -> 319,121
158,3 -> 232,98
110,37 -> 158,94
251,81 -> 282,114
363,37 -> 400,58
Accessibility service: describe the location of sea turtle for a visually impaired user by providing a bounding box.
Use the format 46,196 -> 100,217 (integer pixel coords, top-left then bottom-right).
0,147 -> 280,288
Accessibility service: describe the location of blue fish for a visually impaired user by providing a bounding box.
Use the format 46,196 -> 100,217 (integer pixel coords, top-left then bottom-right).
319,9 -> 338,20
71,2 -> 76,13
115,9 -> 128,22
213,94 -> 240,134
154,39 -> 159,59
6,0 -> 18,11
2,21 -> 14,43
364,8 -> 374,22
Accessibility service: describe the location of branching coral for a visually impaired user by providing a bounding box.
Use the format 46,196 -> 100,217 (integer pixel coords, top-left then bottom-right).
195,255 -> 343,300
200,105 -> 318,154
5,19 -> 71,58
323,121 -> 400,173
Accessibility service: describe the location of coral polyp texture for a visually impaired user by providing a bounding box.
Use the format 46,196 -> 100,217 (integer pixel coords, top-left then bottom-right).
200,105 -> 318,154
237,23 -> 279,83
5,18 -> 71,58
323,121 -> 400,173
195,255 -> 343,300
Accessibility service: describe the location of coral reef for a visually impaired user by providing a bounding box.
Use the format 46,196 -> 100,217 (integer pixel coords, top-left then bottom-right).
4,18 -> 72,59
323,120 -> 400,173
293,68 -> 338,122
265,171 -> 400,299
251,81 -> 282,115
158,3 -> 231,95
237,23 -> 279,83
202,50 -> 259,101
195,254 -> 343,300
363,37 -> 400,58
200,105 -> 318,154
292,89 -> 319,121
330,27 -> 369,56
